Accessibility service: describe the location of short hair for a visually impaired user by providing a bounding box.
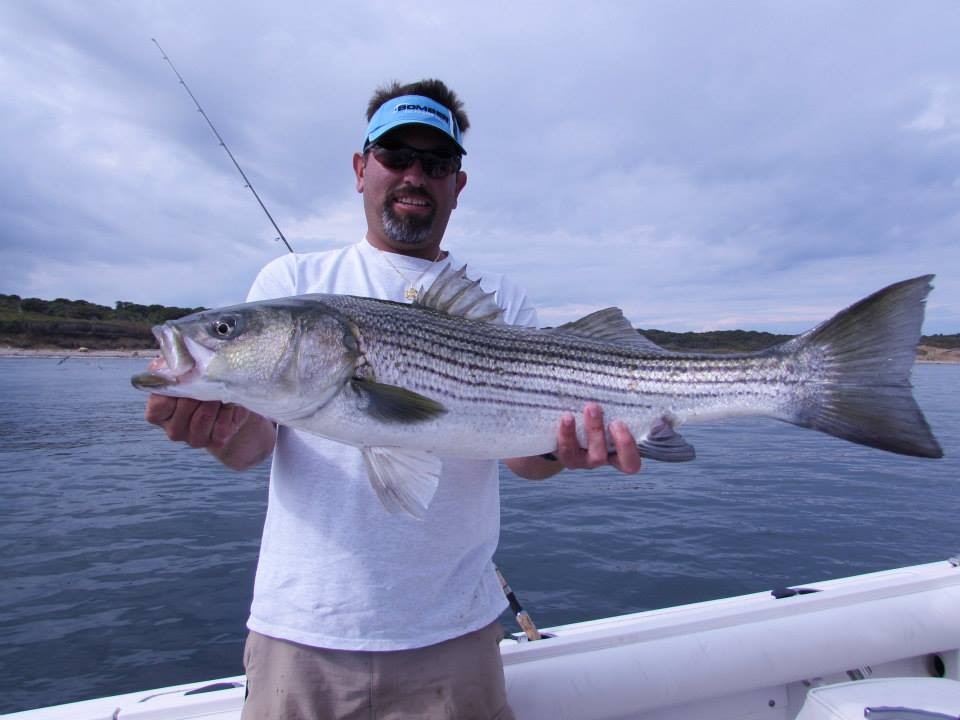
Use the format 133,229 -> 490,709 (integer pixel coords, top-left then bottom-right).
365,79 -> 470,136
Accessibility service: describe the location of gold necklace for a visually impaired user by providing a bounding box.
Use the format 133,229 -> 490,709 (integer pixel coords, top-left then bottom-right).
378,248 -> 444,301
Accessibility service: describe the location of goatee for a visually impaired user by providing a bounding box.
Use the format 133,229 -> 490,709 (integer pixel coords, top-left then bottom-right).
382,190 -> 436,245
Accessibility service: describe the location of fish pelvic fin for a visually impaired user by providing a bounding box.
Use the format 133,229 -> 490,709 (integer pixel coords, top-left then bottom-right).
416,264 -> 504,322
779,275 -> 943,459
362,447 -> 441,519
350,378 -> 447,423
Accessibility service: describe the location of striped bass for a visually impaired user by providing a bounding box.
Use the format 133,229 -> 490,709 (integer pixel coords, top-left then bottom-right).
132,267 -> 943,517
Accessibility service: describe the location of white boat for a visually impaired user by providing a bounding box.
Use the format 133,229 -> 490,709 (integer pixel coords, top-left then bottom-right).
4,558 -> 959,719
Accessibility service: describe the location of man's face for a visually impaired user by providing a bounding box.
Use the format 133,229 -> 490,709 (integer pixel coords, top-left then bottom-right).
353,125 -> 467,256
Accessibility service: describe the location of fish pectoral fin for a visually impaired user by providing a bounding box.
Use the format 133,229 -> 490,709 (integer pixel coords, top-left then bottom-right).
350,379 -> 447,423
636,419 -> 696,462
361,447 -> 441,519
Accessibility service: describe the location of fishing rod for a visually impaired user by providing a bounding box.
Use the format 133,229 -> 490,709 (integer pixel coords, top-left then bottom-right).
496,566 -> 543,641
151,38 -> 295,254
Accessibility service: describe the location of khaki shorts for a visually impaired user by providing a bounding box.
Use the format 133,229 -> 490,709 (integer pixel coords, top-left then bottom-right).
241,621 -> 515,720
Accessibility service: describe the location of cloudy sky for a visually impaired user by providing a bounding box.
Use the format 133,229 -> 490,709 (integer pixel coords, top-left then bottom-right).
2,1 -> 958,333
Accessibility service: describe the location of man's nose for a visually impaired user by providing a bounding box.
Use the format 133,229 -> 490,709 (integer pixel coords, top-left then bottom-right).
401,159 -> 428,185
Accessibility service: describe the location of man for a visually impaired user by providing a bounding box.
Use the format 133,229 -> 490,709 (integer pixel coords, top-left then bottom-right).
146,79 -> 641,719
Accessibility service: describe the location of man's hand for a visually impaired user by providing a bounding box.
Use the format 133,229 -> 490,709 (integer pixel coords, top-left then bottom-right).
504,402 -> 642,480
554,402 -> 642,473
145,394 -> 276,470
145,395 -> 247,449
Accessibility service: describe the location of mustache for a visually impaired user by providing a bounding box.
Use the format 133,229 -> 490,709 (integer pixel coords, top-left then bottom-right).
388,185 -> 434,206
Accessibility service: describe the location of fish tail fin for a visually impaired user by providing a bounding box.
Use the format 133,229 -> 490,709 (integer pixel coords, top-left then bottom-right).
779,275 -> 942,458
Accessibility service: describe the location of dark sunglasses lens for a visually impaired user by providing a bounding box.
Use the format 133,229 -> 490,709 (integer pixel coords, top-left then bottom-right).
372,145 -> 459,178
374,147 -> 416,171
421,155 -> 460,178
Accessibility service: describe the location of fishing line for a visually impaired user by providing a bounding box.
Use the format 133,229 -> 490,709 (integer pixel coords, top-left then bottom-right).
151,38 -> 295,254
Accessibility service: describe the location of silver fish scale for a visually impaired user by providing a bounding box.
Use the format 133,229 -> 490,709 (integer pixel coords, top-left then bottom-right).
323,296 -> 807,422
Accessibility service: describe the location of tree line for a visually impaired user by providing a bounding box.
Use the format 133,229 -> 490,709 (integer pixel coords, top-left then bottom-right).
0,294 -> 204,324
1,292 -> 956,350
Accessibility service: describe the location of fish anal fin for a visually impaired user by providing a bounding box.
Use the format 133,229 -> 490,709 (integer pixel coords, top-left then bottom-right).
362,447 -> 441,518
554,308 -> 669,352
350,379 -> 447,423
637,418 -> 696,462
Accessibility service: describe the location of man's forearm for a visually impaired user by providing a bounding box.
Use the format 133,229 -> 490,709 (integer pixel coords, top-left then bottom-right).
504,454 -> 563,480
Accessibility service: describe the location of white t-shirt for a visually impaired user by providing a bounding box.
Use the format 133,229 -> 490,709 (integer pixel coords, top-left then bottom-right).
245,240 -> 537,651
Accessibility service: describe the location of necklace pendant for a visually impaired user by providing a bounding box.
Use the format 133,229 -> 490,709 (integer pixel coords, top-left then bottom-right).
404,287 -> 419,301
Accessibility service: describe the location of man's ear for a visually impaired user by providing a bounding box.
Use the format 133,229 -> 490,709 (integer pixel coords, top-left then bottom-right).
453,170 -> 467,208
353,152 -> 365,193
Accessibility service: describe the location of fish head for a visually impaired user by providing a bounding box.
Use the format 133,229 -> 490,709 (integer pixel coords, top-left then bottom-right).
131,297 -> 359,421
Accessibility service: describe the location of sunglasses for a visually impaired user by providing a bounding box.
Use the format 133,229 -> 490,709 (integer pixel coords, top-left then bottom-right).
367,142 -> 462,179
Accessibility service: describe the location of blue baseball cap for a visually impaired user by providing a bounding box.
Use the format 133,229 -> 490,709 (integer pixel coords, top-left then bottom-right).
363,94 -> 466,155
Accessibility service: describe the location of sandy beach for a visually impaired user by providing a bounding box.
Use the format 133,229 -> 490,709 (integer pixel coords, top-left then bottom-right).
917,345 -> 960,363
0,345 -> 158,359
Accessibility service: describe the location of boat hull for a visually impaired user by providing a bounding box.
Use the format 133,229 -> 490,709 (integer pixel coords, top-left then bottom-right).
4,559 -> 959,720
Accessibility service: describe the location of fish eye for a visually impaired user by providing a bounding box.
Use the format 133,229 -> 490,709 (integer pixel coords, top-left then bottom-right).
211,315 -> 239,338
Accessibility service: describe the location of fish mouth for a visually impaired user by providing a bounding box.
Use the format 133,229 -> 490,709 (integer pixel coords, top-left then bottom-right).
130,324 -> 198,390
130,367 -> 174,389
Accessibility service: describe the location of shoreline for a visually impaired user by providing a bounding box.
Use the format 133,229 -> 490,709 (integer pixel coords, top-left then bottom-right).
0,346 -> 158,359
1,345 -> 957,363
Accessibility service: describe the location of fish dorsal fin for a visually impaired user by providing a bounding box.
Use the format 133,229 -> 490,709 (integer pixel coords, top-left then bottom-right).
553,308 -> 670,353
416,264 -> 504,323
361,446 -> 442,519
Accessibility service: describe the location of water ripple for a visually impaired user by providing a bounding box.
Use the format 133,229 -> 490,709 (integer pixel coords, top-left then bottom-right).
0,359 -> 956,713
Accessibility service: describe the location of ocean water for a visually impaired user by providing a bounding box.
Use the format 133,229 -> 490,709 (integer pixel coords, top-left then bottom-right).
0,358 -> 956,714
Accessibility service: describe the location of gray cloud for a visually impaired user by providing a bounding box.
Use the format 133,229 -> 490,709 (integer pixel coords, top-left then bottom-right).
1,1 -> 957,333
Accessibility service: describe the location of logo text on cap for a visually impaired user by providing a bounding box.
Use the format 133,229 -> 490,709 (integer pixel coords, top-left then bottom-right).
395,104 -> 451,127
